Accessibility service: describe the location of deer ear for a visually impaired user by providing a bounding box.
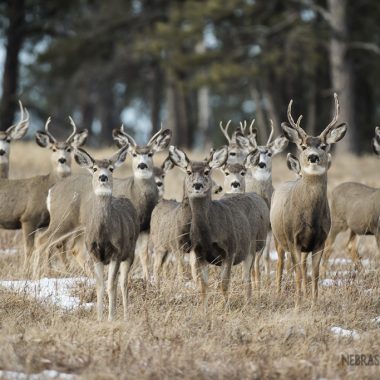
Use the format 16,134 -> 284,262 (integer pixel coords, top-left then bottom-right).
287,153 -> 301,175
269,135 -> 288,156
169,146 -> 189,169
71,129 -> 88,148
111,146 -> 128,168
244,149 -> 260,169
74,148 -> 94,169
281,122 -> 305,146
207,146 -> 228,169
7,122 -> 29,140
235,132 -> 251,152
35,131 -> 53,148
322,122 -> 347,145
162,156 -> 174,173
150,129 -> 172,153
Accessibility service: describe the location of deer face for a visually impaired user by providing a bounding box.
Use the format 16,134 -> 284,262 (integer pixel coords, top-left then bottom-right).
74,147 -> 128,196
113,127 -> 172,180
223,163 -> 246,194
0,101 -> 29,164
281,93 -> 347,177
153,157 -> 174,197
169,146 -> 228,198
35,117 -> 88,176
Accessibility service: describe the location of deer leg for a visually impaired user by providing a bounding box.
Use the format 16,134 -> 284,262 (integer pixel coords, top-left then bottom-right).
220,259 -> 232,307
253,251 -> 261,292
119,258 -> 132,321
301,252 -> 308,296
176,254 -> 184,282
311,247 -> 323,304
107,260 -> 120,322
94,261 -> 105,321
191,253 -> 209,313
22,222 -> 36,272
243,250 -> 255,302
346,231 -> 362,271
263,232 -> 272,278
291,250 -> 302,307
152,248 -> 167,285
321,225 -> 340,278
285,252 -> 293,274
136,232 -> 149,282
274,239 -> 285,294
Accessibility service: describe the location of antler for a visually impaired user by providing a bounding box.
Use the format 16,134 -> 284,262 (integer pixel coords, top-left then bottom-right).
10,100 -> 29,130
239,120 -> 247,135
121,124 -> 137,147
320,93 -> 341,141
66,116 -> 78,142
44,116 -> 57,143
266,119 -> 274,145
287,99 -> 305,139
219,120 -> 232,143
148,123 -> 164,145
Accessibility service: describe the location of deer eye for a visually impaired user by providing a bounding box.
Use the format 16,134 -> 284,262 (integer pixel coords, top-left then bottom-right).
268,152 -> 272,157
186,170 -> 192,175
148,152 -> 153,157
109,167 -> 114,172
320,145 -> 327,150
230,152 -> 236,156
93,167 -> 98,172
52,148 -> 57,152
6,138 -> 11,143
204,169 -> 210,176
66,148 -> 71,152
225,172 -> 230,176
301,145 -> 307,151
241,171 -> 246,176
132,153 -> 137,157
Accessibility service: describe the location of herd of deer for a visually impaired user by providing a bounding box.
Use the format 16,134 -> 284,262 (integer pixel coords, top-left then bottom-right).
0,93 -> 379,321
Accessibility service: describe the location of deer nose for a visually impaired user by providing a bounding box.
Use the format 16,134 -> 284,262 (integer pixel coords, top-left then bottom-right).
156,181 -> 163,187
137,163 -> 148,170
258,162 -> 266,169
99,174 -> 108,183
0,149 -> 5,156
308,154 -> 319,163
193,183 -> 203,191
58,158 -> 66,164
231,181 -> 240,188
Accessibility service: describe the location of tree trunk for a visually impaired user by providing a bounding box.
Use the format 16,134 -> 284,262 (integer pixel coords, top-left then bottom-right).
328,0 -> 355,153
250,85 -> 267,143
0,0 -> 25,131
99,85 -> 115,146
151,64 -> 162,134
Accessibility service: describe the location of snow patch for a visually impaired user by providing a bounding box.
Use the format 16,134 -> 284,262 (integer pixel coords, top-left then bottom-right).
0,277 -> 94,310
0,248 -> 19,256
0,370 -> 76,379
320,279 -> 345,287
330,326 -> 360,340
328,258 -> 352,265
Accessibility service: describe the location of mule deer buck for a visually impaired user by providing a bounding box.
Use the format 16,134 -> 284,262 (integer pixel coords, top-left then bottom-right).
270,93 -> 347,305
37,127 -> 171,278
321,127 -> 380,275
168,146 -> 269,311
73,147 -> 139,321
235,122 -> 288,277
0,101 -> 29,178
0,117 -> 87,267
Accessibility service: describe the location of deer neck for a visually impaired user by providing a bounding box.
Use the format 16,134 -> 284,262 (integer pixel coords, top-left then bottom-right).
0,163 -> 9,179
298,172 -> 328,202
189,193 -> 212,239
91,193 -> 112,225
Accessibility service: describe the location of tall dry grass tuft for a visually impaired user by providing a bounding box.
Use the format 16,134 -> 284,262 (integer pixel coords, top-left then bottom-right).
0,144 -> 379,378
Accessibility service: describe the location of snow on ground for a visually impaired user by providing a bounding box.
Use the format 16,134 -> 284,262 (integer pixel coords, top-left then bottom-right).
0,277 -> 94,310
320,279 -> 346,287
0,370 -> 76,379
0,248 -> 19,256
330,326 -> 360,340
371,316 -> 380,324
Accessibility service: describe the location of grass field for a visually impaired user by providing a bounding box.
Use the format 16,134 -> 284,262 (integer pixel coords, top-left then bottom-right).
0,141 -> 379,379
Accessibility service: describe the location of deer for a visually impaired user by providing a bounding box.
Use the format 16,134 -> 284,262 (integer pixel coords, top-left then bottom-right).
72,147 -> 138,321
153,157 -> 174,199
321,127 -> 380,276
0,101 -> 29,178
0,116 -> 87,268
36,127 -> 171,278
167,146 -> 269,311
270,93 -> 347,306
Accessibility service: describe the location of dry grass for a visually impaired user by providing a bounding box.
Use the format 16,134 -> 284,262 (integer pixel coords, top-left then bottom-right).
0,143 -> 379,379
